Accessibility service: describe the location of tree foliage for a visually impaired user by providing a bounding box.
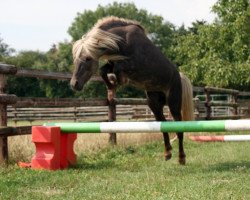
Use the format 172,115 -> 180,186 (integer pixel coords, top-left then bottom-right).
173,0 -> 250,90
4,51 -> 47,97
0,37 -> 14,60
39,42 -> 75,98
4,45 -> 75,98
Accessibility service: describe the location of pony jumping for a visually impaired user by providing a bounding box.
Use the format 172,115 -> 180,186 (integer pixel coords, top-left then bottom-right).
70,16 -> 194,165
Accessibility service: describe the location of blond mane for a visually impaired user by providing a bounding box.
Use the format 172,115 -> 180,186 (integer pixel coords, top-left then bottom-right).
72,16 -> 143,63
93,16 -> 142,30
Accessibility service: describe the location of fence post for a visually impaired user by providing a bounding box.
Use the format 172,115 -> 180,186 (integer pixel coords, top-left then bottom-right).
107,74 -> 117,145
0,74 -> 8,164
232,93 -> 238,116
193,97 -> 200,119
204,88 -> 212,120
107,88 -> 117,145
0,64 -> 18,165
74,106 -> 77,122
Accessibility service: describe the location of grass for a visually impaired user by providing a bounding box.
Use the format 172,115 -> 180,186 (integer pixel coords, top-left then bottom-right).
1,133 -> 250,200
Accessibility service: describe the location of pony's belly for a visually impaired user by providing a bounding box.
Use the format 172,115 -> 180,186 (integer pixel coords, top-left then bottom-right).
120,73 -> 169,91
117,77 -> 142,88
129,79 -> 165,91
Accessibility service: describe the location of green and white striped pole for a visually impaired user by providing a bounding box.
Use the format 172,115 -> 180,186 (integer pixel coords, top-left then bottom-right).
44,120 -> 250,133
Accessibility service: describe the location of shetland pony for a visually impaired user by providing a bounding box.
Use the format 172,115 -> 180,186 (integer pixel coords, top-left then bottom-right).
70,16 -> 194,165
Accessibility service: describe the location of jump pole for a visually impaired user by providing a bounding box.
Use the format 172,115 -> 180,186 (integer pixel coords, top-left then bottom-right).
30,119 -> 250,170
44,120 -> 250,133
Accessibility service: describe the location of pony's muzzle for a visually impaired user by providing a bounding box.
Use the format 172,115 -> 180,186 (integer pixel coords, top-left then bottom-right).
70,79 -> 81,91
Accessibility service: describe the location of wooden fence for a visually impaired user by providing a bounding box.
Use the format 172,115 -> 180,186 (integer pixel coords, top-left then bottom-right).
7,105 -> 171,123
6,95 -> 249,123
0,63 -> 250,164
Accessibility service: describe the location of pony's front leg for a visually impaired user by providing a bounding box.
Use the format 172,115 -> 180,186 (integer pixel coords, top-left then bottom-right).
113,61 -> 131,85
99,62 -> 117,89
146,91 -> 173,161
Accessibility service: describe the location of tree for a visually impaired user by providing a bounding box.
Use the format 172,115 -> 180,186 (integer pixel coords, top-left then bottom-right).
5,51 -> 48,97
0,37 -> 14,60
212,0 -> 250,62
173,0 -> 250,90
39,42 -> 75,98
3,44 -> 75,98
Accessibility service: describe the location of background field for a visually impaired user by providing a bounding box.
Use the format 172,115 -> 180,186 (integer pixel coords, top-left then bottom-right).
1,132 -> 250,200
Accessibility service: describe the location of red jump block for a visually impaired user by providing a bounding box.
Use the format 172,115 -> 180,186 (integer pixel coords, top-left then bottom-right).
60,133 -> 77,169
31,126 -> 77,170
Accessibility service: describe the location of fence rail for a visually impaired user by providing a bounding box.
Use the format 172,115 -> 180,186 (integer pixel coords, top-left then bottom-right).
7,105 -> 172,123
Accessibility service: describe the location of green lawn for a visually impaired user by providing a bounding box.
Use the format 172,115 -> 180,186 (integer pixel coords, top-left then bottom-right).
1,137 -> 250,200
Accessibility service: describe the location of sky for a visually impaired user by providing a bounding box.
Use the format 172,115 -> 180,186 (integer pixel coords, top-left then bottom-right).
0,0 -> 217,52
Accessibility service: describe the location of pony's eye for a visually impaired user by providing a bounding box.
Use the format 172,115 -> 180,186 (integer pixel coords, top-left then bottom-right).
85,57 -> 92,62
99,47 -> 107,51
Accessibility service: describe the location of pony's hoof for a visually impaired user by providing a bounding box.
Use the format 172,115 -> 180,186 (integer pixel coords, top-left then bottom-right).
179,158 -> 186,165
107,74 -> 118,87
178,155 -> 186,165
165,153 -> 172,161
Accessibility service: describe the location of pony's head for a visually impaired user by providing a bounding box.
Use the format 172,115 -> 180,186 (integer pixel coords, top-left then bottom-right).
70,27 -> 125,91
70,52 -> 98,91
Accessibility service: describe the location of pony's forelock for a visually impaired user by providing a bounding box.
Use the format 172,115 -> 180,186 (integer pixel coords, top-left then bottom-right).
72,40 -> 85,63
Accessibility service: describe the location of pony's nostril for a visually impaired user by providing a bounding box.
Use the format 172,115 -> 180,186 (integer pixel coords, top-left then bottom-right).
70,79 -> 78,89
74,80 -> 78,87
70,79 -> 82,91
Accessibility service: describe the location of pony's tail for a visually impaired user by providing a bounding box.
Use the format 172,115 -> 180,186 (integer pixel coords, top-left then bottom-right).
180,72 -> 195,121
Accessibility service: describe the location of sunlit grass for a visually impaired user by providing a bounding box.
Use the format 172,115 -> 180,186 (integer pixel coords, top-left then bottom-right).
2,135 -> 250,200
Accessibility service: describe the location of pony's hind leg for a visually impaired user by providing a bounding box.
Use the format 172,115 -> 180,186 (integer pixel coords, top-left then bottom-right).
168,85 -> 186,165
146,91 -> 172,161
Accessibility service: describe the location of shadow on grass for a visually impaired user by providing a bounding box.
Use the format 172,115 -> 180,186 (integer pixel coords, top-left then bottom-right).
205,161 -> 250,172
70,146 -> 140,171
70,158 -> 116,170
